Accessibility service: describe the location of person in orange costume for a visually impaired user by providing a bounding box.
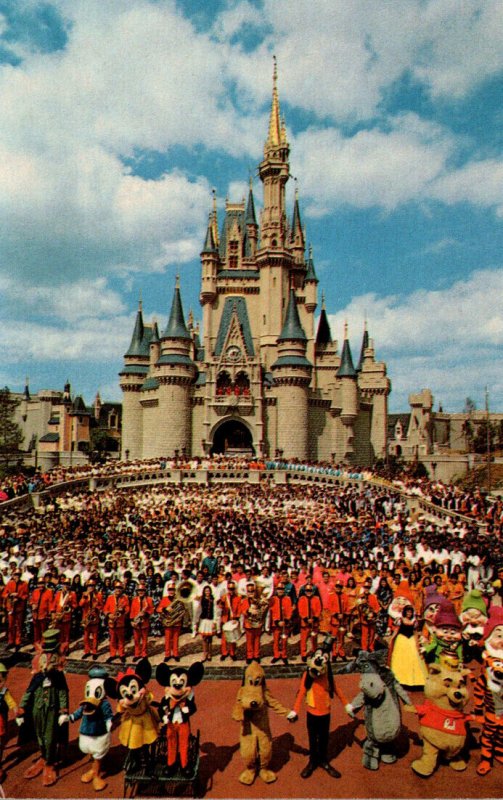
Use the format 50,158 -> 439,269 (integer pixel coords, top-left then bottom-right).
240,582 -> 265,663
328,581 -> 349,661
2,567 -> 29,649
157,582 -> 185,662
351,580 -> 380,652
29,577 -> 54,647
50,576 -> 78,654
130,582 -> 154,660
297,583 -> 322,661
103,581 -> 130,662
269,582 -> 293,664
79,577 -> 104,659
219,581 -> 241,662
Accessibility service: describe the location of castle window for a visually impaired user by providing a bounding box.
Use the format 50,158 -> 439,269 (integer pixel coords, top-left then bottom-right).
229,240 -> 239,269
216,370 -> 232,396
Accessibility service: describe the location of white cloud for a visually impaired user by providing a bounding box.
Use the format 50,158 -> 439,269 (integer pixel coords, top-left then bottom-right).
3,277 -> 126,322
291,115 -> 453,213
328,268 -> 503,410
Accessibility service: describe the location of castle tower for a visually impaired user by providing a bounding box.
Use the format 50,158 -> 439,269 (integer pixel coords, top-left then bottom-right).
151,279 -> 196,458
272,287 -> 312,459
337,325 -> 358,462
120,300 -> 149,459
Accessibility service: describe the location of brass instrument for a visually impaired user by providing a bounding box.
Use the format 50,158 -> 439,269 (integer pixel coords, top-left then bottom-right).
52,592 -> 71,626
108,601 -> 125,628
85,609 -> 100,626
176,580 -> 197,603
160,599 -> 186,628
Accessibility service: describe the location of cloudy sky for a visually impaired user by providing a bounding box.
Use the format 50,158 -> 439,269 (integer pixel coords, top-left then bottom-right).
1,0 -> 502,412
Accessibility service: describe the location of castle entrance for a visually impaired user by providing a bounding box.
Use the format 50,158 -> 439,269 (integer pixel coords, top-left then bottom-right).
211,420 -> 254,456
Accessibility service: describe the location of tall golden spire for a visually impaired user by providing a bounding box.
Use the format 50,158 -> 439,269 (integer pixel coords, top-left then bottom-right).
211,188 -> 219,247
266,55 -> 284,150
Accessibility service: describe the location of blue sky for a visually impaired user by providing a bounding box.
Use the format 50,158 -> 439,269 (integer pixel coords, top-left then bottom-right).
0,0 -> 502,412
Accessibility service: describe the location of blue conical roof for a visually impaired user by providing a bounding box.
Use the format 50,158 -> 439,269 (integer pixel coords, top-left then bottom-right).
337,335 -> 357,377
278,288 -> 307,342
316,308 -> 332,345
305,245 -> 318,282
245,184 -> 257,225
202,214 -> 217,253
125,303 -> 145,357
356,325 -> 369,371
162,283 -> 191,340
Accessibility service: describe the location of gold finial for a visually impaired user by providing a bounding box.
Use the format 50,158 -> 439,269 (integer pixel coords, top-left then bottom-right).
249,174 -> 253,191
294,177 -> 299,201
138,290 -> 143,313
344,320 -> 348,339
309,243 -> 313,258
321,291 -> 326,310
175,274 -> 180,289
211,188 -> 219,247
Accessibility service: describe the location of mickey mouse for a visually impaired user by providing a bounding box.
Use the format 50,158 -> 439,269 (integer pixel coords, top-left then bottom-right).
156,661 -> 204,776
107,658 -> 159,771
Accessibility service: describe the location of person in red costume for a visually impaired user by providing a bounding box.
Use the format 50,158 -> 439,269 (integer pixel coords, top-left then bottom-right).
50,576 -> 78,654
29,577 -> 53,647
297,583 -> 321,662
269,582 -> 293,664
2,567 -> 29,650
103,581 -> 130,662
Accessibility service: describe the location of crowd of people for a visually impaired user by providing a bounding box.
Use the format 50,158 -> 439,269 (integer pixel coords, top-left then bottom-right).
0,458 -> 501,668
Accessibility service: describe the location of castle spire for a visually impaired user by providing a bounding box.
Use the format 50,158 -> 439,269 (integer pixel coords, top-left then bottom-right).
266,55 -> 282,150
125,298 -> 145,357
278,287 -> 307,342
337,325 -> 357,377
356,320 -> 369,372
162,279 -> 191,340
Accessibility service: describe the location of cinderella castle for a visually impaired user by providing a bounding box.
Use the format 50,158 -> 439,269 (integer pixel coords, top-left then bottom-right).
120,64 -> 390,464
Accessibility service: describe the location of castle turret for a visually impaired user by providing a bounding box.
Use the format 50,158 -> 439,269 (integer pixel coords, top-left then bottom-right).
337,324 -> 358,462
120,300 -> 149,459
271,288 -> 312,459
244,179 -> 258,258
290,185 -> 305,267
152,279 -> 196,458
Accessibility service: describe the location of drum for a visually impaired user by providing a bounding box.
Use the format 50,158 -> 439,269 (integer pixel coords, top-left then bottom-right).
222,619 -> 240,643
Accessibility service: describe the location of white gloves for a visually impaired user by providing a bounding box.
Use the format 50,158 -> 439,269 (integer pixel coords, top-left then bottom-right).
15,717 -> 23,727
345,703 -> 355,718
58,714 -> 70,726
106,718 -> 113,733
287,710 -> 298,722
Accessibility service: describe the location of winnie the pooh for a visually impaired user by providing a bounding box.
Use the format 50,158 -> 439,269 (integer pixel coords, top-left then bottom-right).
411,660 -> 471,777
232,660 -> 293,785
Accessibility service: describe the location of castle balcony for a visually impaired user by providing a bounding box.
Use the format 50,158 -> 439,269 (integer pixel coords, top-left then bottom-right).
210,393 -> 255,416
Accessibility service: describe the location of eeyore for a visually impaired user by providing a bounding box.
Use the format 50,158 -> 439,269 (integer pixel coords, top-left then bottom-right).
338,649 -> 413,770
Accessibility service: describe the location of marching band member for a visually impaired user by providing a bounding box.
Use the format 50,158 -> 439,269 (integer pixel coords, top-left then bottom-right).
327,580 -> 349,661
29,576 -> 53,647
198,585 -> 217,662
50,576 -> 78,655
350,579 -> 380,652
2,567 -> 28,650
269,582 -> 293,664
102,581 -> 130,663
130,582 -> 154,661
297,582 -> 321,662
79,578 -> 104,659
219,580 -> 241,662
157,582 -> 185,662
240,581 -> 267,664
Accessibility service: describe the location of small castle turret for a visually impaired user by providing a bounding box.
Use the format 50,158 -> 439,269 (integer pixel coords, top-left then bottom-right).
337,324 -> 358,462
272,288 -> 312,459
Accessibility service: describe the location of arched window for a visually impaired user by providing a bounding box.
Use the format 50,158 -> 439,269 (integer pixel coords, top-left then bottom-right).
235,371 -> 250,396
216,370 -> 232,395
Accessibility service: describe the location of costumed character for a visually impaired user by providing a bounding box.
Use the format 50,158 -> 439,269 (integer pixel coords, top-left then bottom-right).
389,603 -> 427,689
422,602 -> 463,665
0,662 -> 18,782
483,605 -> 503,658
59,665 -> 114,791
459,589 -> 488,664
107,658 -> 159,772
411,660 -> 472,776
420,588 -> 445,648
156,660 -> 204,775
289,635 -> 344,779
341,648 -> 413,770
472,607 -> 503,775
232,660 -> 293,785
17,628 -> 69,787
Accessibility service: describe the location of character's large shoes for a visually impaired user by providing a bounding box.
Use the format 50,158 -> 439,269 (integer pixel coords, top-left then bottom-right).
477,760 -> 492,776
24,757 -> 45,779
300,761 -> 316,778
238,768 -> 256,785
81,763 -> 95,783
258,768 -> 277,783
320,761 -> 340,778
92,761 -> 107,792
42,764 -> 58,786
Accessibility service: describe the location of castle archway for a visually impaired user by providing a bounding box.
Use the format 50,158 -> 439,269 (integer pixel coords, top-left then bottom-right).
210,419 -> 255,456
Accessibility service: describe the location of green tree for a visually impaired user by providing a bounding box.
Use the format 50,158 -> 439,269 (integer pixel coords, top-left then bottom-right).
0,387 -> 23,472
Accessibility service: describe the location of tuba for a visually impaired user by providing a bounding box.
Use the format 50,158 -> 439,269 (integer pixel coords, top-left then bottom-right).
176,580 -> 197,603
160,599 -> 186,628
